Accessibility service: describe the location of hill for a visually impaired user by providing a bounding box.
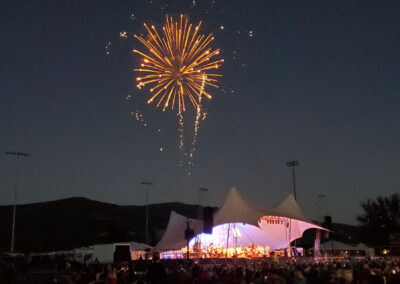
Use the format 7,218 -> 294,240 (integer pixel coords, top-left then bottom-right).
0,197 -> 202,253
0,198 -> 361,253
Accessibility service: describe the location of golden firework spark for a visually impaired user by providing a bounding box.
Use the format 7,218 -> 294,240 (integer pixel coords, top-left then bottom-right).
133,15 -> 223,113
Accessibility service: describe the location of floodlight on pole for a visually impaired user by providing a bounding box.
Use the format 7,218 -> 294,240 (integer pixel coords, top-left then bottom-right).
286,160 -> 299,200
286,160 -> 300,255
141,181 -> 153,245
5,151 -> 31,253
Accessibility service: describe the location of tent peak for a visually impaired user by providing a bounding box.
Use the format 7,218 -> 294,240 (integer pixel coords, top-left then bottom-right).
276,193 -> 300,207
213,187 -> 266,227
282,193 -> 296,201
268,193 -> 311,223
227,187 -> 239,195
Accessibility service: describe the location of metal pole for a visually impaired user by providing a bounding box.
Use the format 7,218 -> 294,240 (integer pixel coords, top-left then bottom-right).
198,188 -> 208,219
288,219 -> 292,256
292,166 -> 297,200
5,151 -> 30,253
141,181 -> 153,245
198,189 -> 201,220
186,218 -> 190,259
10,157 -> 20,253
286,160 -> 299,255
225,223 -> 230,258
317,194 -> 326,223
286,161 -> 299,200
146,185 -> 149,245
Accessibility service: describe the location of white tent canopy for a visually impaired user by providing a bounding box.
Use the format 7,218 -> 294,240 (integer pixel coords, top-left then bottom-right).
354,243 -> 375,256
156,211 -> 204,250
213,188 -> 267,227
129,241 -> 153,251
157,188 -> 327,251
265,194 -> 314,223
354,243 -> 370,250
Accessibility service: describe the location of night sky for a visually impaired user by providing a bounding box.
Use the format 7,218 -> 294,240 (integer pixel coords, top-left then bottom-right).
1,0 -> 399,225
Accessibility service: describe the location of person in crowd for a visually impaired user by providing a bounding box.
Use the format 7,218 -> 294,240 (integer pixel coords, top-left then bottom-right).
105,266 -> 118,284
292,270 -> 307,284
147,255 -> 166,283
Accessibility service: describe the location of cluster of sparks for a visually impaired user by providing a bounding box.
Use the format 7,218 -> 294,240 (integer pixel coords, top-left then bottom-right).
131,110 -> 147,127
133,15 -> 224,114
178,113 -> 184,150
130,110 -> 164,152
105,42 -> 111,55
120,31 -> 128,38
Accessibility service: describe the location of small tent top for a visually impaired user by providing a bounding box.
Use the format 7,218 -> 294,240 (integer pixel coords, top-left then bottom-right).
213,188 -> 267,227
265,194 -> 314,223
129,242 -> 153,251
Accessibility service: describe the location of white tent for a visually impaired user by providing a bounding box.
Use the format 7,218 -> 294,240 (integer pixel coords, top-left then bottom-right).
89,242 -> 153,263
92,243 -> 131,263
213,188 -> 267,227
354,243 -> 375,256
129,241 -> 152,251
265,193 -> 315,222
156,211 -> 204,250
157,188 -> 327,252
259,193 -> 326,246
129,241 -> 153,260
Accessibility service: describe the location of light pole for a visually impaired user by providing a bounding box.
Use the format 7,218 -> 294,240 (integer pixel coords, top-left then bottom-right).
317,194 -> 326,223
198,188 -> 208,219
286,160 -> 299,200
141,181 -> 153,245
5,151 -> 30,253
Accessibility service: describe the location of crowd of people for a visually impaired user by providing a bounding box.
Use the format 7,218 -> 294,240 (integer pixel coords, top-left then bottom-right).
1,255 -> 399,283
157,258 -> 400,284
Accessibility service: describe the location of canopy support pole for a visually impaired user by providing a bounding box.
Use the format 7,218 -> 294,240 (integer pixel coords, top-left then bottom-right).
225,223 -> 230,258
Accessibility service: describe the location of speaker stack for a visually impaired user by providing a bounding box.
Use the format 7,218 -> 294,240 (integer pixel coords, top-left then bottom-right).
203,206 -> 214,234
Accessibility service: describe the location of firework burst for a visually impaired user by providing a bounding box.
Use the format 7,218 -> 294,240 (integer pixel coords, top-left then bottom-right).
134,15 -> 223,114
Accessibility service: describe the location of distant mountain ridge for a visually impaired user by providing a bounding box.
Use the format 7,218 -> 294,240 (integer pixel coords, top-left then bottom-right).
0,197 -> 361,253
0,197 -> 202,253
